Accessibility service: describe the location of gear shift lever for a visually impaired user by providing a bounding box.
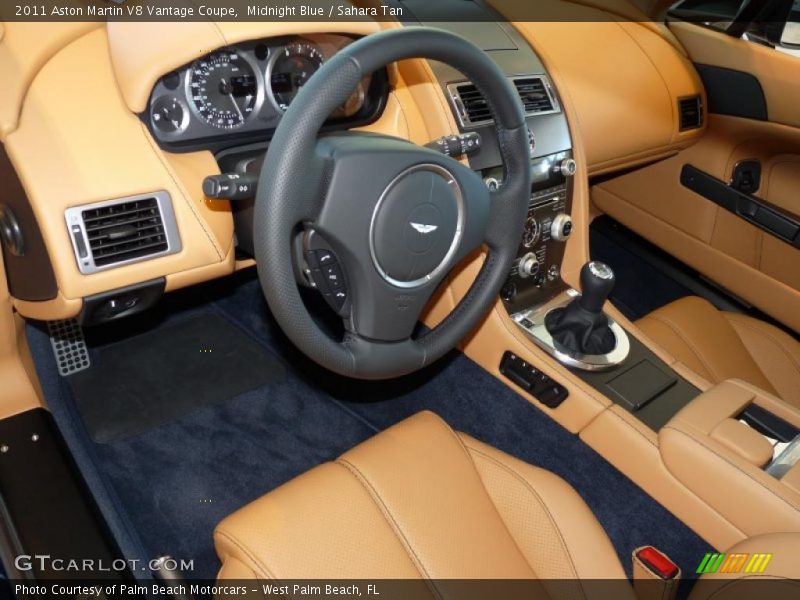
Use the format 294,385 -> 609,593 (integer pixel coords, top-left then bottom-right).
578,261 -> 615,313
544,261 -> 617,356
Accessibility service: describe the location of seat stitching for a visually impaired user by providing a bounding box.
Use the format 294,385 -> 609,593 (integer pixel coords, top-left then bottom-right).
463,443 -> 586,596
215,528 -> 279,581
726,316 -> 800,373
645,314 -> 721,381
139,122 -> 225,260
334,458 -> 441,600
426,416 -> 547,581
662,426 -> 800,511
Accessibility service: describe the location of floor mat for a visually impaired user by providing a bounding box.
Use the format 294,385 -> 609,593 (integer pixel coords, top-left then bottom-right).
69,314 -> 285,443
28,273 -> 713,587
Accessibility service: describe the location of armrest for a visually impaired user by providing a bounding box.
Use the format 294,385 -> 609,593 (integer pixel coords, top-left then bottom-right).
659,380 -> 800,538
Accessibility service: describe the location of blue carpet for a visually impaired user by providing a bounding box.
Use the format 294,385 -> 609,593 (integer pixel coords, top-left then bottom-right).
28,272 -> 712,584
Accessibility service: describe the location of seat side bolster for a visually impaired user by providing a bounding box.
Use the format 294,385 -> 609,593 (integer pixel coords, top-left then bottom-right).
339,411 -> 536,579
724,312 -> 800,409
635,296 -> 777,395
459,433 -> 634,590
215,548 -> 262,580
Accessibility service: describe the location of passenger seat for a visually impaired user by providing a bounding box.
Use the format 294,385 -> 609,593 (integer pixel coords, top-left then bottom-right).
636,296 -> 800,409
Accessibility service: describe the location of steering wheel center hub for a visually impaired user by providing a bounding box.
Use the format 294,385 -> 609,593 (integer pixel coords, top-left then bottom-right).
370,164 -> 464,289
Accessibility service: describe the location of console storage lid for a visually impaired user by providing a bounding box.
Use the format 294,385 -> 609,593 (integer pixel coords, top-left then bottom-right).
659,380 -> 800,537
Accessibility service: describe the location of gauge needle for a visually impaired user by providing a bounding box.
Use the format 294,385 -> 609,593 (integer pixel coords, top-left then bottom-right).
161,107 -> 180,130
220,78 -> 245,121
228,92 -> 244,121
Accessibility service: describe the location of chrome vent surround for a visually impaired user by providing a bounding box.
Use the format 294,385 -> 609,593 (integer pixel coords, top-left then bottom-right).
447,75 -> 560,129
65,191 -> 181,274
678,95 -> 704,131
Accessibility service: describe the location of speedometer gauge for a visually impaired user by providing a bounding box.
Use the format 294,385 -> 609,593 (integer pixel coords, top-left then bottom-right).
188,51 -> 259,129
269,42 -> 324,111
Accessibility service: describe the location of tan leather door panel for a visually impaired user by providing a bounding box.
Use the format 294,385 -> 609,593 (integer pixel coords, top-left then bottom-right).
764,155 -> 800,218
592,20 -> 800,333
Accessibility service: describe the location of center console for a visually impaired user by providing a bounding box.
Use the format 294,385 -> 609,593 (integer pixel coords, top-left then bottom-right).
417,3 -> 701,431
660,380 -> 800,535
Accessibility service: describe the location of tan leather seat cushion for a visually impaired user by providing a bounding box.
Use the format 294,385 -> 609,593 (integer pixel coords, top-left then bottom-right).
214,411 -> 633,595
636,296 -> 800,408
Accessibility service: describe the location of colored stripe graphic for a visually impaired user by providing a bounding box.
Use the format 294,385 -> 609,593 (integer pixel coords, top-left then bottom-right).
696,552 -> 773,574
745,553 -> 772,573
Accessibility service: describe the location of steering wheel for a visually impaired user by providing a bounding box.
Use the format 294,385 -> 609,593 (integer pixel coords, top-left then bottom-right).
254,28 -> 531,380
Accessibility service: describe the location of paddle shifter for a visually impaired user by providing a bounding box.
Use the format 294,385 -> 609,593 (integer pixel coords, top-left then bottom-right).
544,262 -> 617,355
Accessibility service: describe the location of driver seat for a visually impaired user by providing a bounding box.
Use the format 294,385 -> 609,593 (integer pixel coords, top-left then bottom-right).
214,411 -> 633,588
214,411 -> 799,597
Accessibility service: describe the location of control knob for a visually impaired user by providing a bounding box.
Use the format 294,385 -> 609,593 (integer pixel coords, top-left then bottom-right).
518,252 -> 540,279
522,215 -> 540,247
550,213 -> 573,242
484,177 -> 501,192
553,158 -> 577,177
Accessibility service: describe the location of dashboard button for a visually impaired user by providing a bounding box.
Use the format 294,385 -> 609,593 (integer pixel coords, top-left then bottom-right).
71,225 -> 88,260
309,269 -> 328,292
322,264 -> 344,290
328,289 -> 348,312
550,213 -> 573,242
307,248 -> 335,268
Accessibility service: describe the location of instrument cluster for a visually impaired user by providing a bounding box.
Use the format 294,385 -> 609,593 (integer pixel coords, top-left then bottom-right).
146,34 -> 386,151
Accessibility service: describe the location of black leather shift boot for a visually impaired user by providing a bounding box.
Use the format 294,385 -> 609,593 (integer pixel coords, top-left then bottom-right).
545,302 -> 616,355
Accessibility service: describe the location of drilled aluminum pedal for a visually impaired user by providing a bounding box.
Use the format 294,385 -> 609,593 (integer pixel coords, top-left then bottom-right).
47,319 -> 91,376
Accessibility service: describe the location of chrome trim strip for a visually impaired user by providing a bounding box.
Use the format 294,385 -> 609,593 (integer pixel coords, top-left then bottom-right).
512,289 -> 631,371
369,164 -> 465,290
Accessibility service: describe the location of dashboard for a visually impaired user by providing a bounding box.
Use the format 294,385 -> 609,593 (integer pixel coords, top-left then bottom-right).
145,33 -> 388,151
0,14 -> 704,325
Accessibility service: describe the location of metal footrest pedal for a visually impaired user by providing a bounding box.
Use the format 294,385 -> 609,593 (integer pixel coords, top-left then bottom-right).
47,319 -> 91,376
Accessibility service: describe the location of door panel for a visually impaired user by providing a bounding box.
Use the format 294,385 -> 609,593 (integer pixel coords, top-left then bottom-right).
593,114 -> 800,333
591,18 -> 800,333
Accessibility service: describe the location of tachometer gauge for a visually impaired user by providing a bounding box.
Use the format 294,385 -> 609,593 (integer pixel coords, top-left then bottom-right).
269,42 -> 324,111
188,51 -> 259,129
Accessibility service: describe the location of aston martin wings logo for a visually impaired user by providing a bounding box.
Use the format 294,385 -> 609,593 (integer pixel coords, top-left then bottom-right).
410,223 -> 438,234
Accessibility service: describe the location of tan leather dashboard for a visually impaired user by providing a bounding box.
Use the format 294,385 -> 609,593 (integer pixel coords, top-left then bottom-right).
491,0 -> 705,175
1,9 -> 703,319
1,19 -> 447,320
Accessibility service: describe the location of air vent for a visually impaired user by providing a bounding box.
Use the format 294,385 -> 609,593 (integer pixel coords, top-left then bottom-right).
450,82 -> 492,127
447,75 -> 559,129
65,191 -> 181,274
679,96 -> 704,131
513,77 -> 555,113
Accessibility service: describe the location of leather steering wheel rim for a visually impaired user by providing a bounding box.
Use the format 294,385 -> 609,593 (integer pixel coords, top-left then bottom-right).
254,27 -> 531,380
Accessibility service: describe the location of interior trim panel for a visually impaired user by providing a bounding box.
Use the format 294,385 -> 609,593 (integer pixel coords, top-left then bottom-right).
694,63 -> 768,121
